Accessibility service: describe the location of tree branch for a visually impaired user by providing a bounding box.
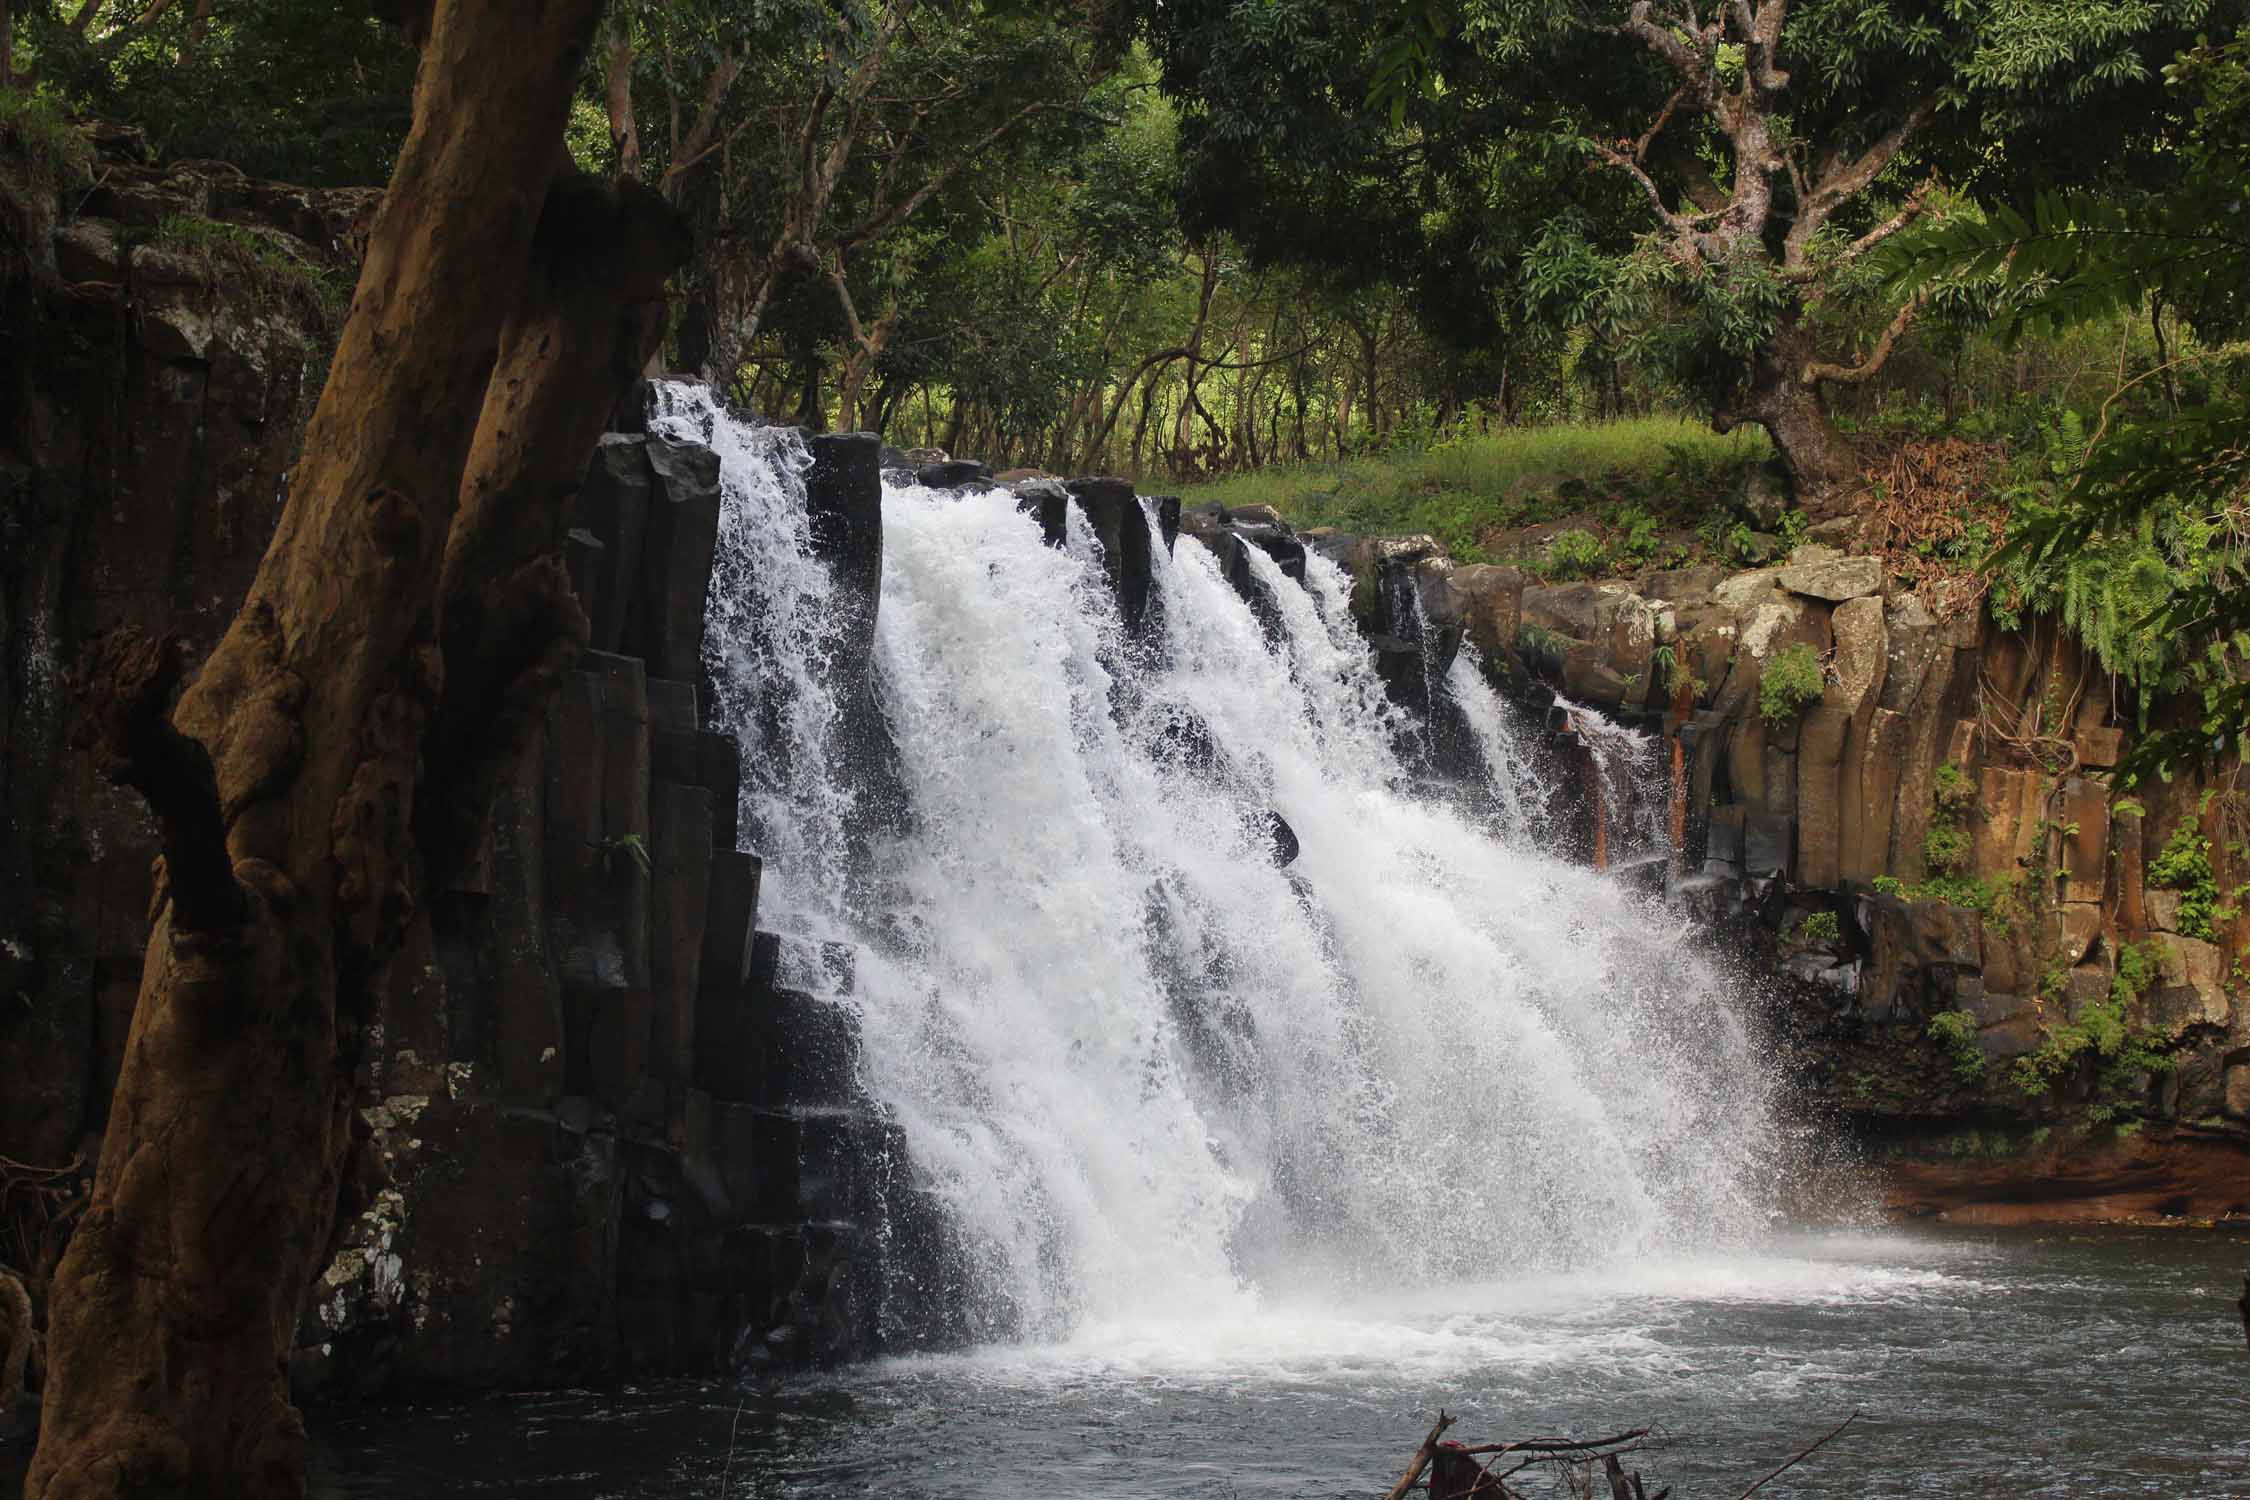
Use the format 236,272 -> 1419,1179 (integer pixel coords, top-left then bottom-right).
662,47 -> 743,202
1588,140 -> 1690,234
1806,98 -> 1933,215
605,26 -> 641,181
1801,292 -> 1927,385
841,98 -> 1063,251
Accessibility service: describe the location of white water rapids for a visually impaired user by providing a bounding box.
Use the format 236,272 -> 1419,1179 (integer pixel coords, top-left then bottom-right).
655,385 -> 1786,1352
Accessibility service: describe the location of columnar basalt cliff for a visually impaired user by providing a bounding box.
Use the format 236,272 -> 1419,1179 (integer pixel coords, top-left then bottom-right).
6,135 -> 2248,1427
1301,522 -> 2250,1223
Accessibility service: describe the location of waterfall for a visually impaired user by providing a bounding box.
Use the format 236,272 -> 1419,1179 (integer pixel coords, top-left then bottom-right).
660,386 -> 1783,1349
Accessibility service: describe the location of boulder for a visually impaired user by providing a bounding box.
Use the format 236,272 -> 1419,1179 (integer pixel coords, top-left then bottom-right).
1067,477 -> 1158,633
1777,554 -> 1883,602
1444,564 -> 1526,662
2057,903 -> 2103,966
632,433 -> 723,682
2073,725 -> 2126,770
2152,936 -> 2230,1032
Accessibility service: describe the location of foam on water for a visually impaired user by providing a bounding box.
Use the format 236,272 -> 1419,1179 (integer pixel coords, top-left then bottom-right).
664,384 -> 1795,1357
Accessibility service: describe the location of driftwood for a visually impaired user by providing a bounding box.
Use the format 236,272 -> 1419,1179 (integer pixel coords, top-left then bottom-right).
1390,1409 -> 1859,1500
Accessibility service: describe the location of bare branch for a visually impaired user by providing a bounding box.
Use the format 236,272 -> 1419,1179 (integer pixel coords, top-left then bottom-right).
1734,1411 -> 1860,1499
663,48 -> 744,202
1805,98 -> 1933,218
1802,293 -> 1928,385
605,27 -> 641,181
841,99 -> 1064,251
1784,173 -> 1938,274
1384,1411 -> 1457,1500
1588,140 -> 1690,233
1633,87 -> 1688,162
1729,0 -> 1790,95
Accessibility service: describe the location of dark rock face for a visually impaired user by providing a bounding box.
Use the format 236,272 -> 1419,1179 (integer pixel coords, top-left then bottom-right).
0,140 -> 901,1399
297,422 -> 900,1394
3,147 -> 365,1173
1068,477 -> 1158,635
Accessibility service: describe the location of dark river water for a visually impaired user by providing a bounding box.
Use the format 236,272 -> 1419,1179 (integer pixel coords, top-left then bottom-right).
278,1226 -> 2250,1499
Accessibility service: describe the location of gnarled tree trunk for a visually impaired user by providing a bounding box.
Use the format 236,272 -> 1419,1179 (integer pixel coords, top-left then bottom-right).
26,4 -> 681,1497
1717,323 -> 1861,516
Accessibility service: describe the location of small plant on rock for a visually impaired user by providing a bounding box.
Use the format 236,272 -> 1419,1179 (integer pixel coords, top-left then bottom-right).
1543,527 -> 1608,579
1799,910 -> 1841,943
1758,643 -> 1825,726
2147,819 -> 2218,940
1926,1009 -> 1986,1082
0,86 -> 95,190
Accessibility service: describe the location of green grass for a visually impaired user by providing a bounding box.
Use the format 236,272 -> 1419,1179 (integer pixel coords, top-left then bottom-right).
0,86 -> 96,191
152,213 -> 349,330
1179,417 -> 1771,564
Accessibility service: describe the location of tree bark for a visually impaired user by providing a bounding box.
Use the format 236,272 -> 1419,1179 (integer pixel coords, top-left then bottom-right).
1718,327 -> 1860,515
25,4 -> 680,1497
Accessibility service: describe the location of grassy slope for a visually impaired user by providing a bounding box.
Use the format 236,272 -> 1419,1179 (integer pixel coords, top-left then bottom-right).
1179,417 -> 1772,566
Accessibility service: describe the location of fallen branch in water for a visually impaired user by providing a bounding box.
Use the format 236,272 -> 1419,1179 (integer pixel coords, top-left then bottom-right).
1386,1409 -> 1859,1500
1733,1410 -> 1860,1500
1385,1410 -> 1458,1500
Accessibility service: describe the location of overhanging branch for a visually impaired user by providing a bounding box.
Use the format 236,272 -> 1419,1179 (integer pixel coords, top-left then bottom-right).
1801,291 -> 1928,386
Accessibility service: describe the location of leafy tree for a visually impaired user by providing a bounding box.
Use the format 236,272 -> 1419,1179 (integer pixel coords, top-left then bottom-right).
1131,0 -> 2240,509
18,1 -> 414,184
1895,36 -> 2250,782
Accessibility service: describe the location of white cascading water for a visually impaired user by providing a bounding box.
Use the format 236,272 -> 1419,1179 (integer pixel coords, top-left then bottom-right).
656,384 -> 1782,1348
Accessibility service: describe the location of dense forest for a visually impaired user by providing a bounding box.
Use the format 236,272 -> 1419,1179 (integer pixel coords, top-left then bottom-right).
11,0 -> 2234,767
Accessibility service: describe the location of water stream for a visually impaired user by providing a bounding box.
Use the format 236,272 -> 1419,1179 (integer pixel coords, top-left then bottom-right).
664,384 -> 1783,1337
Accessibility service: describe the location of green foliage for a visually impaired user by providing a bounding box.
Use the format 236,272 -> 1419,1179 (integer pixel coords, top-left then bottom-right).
152,214 -> 347,330
1871,875 -> 1907,896
0,86 -> 95,190
1759,644 -> 1825,727
1543,528 -> 1606,580
24,1 -> 415,185
2147,821 -> 2219,939
1933,762 -> 1976,812
1923,822 -> 1972,874
1926,1009 -> 1987,1083
2011,940 -> 2175,1106
1888,36 -> 2250,783
1799,910 -> 1841,944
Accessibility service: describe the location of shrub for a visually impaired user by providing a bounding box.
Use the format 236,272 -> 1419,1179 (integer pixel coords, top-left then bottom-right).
1758,643 -> 1825,726
2146,821 -> 2218,940
2011,939 -> 2174,1102
1544,527 -> 1607,579
1926,1010 -> 1986,1082
153,213 -> 348,331
0,86 -> 95,190
1799,910 -> 1840,943
1932,761 -> 1976,812
1923,822 -> 1971,874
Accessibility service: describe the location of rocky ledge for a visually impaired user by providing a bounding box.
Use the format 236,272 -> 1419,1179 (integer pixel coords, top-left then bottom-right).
1289,517 -> 2250,1224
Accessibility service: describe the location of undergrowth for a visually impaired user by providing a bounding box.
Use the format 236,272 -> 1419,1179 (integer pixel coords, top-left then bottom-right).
1758,643 -> 1825,726
0,86 -> 95,191
152,213 -> 348,330
2010,940 -> 2174,1119
1181,417 -> 1770,566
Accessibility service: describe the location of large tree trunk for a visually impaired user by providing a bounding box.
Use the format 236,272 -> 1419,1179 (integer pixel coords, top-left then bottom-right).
26,5 -> 680,1497
1718,328 -> 1860,516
